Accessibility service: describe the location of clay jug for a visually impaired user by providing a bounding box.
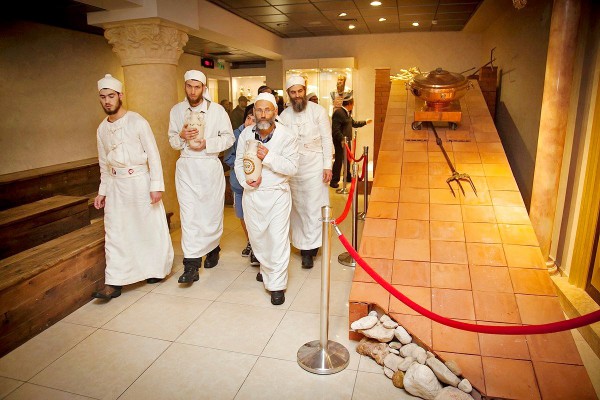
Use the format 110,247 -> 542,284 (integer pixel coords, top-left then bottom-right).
185,110 -> 205,150
243,139 -> 262,182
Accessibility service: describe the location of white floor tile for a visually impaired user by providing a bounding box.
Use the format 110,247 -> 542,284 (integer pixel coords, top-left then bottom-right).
120,343 -> 257,400
352,371 -> 421,399
62,290 -> 147,328
0,377 -> 22,399
4,383 -> 95,400
152,267 -> 242,301
0,322 -> 95,381
289,278 -> 352,316
177,301 -> 285,355
358,355 -> 384,374
102,292 -> 211,341
30,329 -> 169,400
235,357 -> 356,400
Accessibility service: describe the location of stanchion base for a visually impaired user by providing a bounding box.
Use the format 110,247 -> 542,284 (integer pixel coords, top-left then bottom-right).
335,187 -> 349,194
358,212 -> 366,220
297,340 -> 350,375
338,252 -> 356,267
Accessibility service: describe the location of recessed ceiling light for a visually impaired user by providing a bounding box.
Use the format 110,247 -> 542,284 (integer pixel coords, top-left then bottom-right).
378,17 -> 386,22
432,20 -> 438,25
339,12 -> 347,17
412,22 -> 419,26
277,22 -> 288,27
370,1 -> 382,6
348,24 -> 356,29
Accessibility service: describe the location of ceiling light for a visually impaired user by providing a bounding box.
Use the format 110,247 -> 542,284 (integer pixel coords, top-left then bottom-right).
432,20 -> 438,25
370,1 -> 382,6
378,17 -> 386,22
276,22 -> 288,27
339,12 -> 347,17
412,22 -> 419,27
348,24 -> 356,29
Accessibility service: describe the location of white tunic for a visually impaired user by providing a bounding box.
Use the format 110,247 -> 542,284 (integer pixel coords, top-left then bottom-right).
168,99 -> 235,258
278,101 -> 333,250
97,111 -> 174,285
234,123 -> 299,291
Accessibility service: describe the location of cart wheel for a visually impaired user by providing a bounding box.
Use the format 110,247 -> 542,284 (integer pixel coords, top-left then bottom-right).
449,122 -> 458,130
412,121 -> 422,130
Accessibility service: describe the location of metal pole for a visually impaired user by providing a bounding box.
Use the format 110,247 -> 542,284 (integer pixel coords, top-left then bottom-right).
297,206 -> 350,375
358,146 -> 369,220
336,137 -> 349,194
338,163 -> 358,267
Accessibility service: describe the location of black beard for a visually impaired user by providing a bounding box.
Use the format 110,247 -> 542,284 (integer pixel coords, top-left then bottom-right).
292,96 -> 307,112
103,99 -> 122,116
186,94 -> 202,107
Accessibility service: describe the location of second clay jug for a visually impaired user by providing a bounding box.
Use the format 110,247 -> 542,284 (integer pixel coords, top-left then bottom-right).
243,139 -> 262,182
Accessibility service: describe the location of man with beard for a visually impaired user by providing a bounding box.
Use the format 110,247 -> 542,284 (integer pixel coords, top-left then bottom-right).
168,70 -> 234,284
92,74 -> 174,300
278,75 -> 333,269
234,93 -> 298,305
330,73 -> 353,111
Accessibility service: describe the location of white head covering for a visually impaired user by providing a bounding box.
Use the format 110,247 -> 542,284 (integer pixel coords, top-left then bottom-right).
254,93 -> 277,109
183,70 -> 212,101
286,75 -> 305,90
97,74 -> 123,93
307,92 -> 317,100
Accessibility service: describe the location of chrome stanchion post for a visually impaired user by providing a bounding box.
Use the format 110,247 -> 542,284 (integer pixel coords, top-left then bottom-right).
338,163 -> 358,267
358,146 -> 369,221
336,137 -> 349,194
297,206 -> 350,374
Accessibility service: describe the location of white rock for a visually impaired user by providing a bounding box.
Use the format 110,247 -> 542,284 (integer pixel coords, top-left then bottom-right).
426,357 -> 461,386
351,315 -> 378,330
389,342 -> 403,350
400,343 -> 419,357
404,363 -> 443,400
394,326 -> 413,344
389,348 -> 400,355
434,386 -> 474,400
398,356 -> 416,372
427,351 -> 436,359
384,366 -> 394,379
368,310 -> 379,317
414,347 -> 428,364
458,379 -> 472,393
445,360 -> 462,377
380,314 -> 399,329
359,323 -> 395,342
384,353 -> 402,372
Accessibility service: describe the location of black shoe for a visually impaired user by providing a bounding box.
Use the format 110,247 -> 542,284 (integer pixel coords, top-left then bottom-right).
92,285 -> 122,300
146,278 -> 162,284
204,246 -> 220,269
270,290 -> 285,305
179,258 -> 201,283
256,272 -> 263,282
250,251 -> 260,266
329,182 -> 339,189
300,250 -> 314,269
241,242 -> 252,257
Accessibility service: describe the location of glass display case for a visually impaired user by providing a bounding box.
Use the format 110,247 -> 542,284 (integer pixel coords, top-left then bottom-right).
231,76 -> 267,107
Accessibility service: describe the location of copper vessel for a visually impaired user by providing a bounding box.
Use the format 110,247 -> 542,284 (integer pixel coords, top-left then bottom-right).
408,67 -> 472,110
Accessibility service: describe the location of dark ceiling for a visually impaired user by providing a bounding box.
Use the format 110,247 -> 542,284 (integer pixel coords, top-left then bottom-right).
207,0 -> 483,38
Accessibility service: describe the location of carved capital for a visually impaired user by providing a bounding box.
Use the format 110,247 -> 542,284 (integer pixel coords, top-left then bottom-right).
104,22 -> 188,66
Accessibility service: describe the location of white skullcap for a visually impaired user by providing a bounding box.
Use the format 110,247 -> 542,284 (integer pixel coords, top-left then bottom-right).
184,70 -> 206,84
286,75 -> 305,90
97,74 -> 123,93
254,93 -> 277,109
307,92 -> 317,99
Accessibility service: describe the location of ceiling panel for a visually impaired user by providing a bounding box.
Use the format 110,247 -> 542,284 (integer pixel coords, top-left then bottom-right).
274,3 -> 319,13
238,6 -> 282,16
313,1 -> 358,11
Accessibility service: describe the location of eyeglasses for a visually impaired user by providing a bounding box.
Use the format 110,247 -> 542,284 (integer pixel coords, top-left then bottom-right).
254,108 -> 275,115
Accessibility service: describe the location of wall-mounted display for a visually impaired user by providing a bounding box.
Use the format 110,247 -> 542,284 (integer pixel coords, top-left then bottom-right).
231,76 -> 267,107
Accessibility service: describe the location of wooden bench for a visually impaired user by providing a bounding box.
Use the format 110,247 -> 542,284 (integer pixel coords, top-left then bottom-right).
0,158 -> 100,211
0,221 -> 105,357
0,195 -> 90,259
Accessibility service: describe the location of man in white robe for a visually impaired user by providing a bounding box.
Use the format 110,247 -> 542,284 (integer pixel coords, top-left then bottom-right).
234,93 -> 298,305
169,70 -> 235,284
278,76 -> 333,269
92,74 -> 174,300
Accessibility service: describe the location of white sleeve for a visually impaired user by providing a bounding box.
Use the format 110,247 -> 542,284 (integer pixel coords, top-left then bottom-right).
168,106 -> 185,150
317,106 -> 333,169
234,130 -> 252,190
139,118 -> 165,192
206,106 -> 235,154
262,132 -> 299,177
96,130 -> 109,196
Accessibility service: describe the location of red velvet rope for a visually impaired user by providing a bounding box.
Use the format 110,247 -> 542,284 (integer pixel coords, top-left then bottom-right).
334,178 -> 357,225
344,142 -> 365,163
358,158 -> 367,182
336,231 -> 600,335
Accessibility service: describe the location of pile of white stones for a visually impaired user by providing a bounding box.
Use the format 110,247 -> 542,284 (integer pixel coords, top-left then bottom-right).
352,311 -> 475,400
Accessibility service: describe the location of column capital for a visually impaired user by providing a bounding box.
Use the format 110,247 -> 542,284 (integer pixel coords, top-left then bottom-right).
104,19 -> 188,66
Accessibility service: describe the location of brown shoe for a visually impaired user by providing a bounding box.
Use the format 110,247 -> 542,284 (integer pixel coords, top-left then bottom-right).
92,285 -> 122,300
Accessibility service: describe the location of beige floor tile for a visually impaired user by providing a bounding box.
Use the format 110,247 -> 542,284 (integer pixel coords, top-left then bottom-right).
62,289 -> 147,328
289,278 -> 352,317
177,301 -> 285,356
0,322 -> 95,381
0,377 -> 22,399
357,355 -> 382,373
30,329 -> 169,400
4,383 -> 94,400
120,343 -> 257,400
102,292 -> 211,341
307,259 -> 357,282
261,311 -> 360,371
235,357 -> 356,400
352,371 -> 421,399
151,267 -> 242,300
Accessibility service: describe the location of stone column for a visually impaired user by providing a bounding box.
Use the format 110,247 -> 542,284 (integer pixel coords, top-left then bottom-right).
529,0 -> 580,263
104,19 -> 188,226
